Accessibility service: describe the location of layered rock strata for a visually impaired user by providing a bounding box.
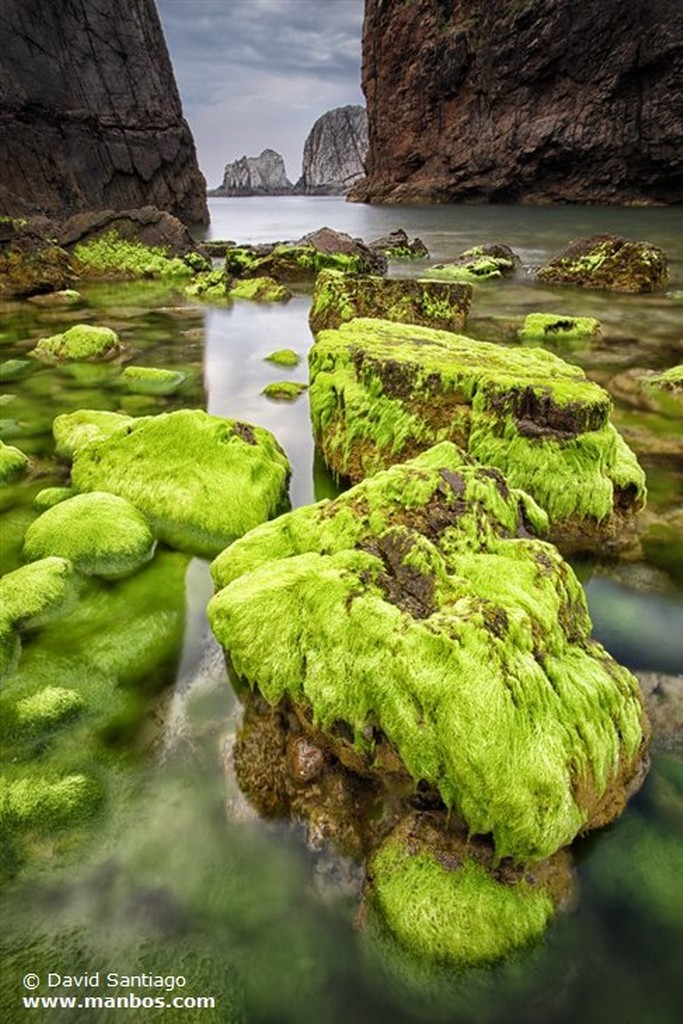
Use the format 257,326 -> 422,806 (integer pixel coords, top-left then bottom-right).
0,0 -> 207,224
351,0 -> 683,204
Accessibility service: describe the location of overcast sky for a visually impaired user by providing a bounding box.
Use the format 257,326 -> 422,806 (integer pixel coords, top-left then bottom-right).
156,0 -> 365,189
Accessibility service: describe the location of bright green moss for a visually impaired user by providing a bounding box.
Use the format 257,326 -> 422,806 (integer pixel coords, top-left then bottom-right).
14,687 -> 84,733
308,318 -> 645,532
209,443 -> 646,862
645,364 -> 683,392
184,268 -> 230,302
370,834 -> 554,965
229,277 -> 291,302
537,236 -> 668,293
0,620 -> 20,681
424,259 -> 502,282
73,230 -> 205,279
262,381 -> 308,400
0,773 -> 101,830
34,487 -> 74,511
265,349 -> 301,367
23,492 -> 156,578
518,313 -> 602,344
66,409 -> 291,558
31,324 -> 122,362
52,409 -> 133,459
0,359 -> 31,382
0,440 -> 30,484
0,557 -> 78,628
225,246 -> 261,275
120,366 -> 187,395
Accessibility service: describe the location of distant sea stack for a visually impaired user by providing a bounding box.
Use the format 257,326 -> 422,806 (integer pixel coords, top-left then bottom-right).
0,0 -> 208,225
209,149 -> 294,197
296,105 -> 368,195
351,0 -> 683,204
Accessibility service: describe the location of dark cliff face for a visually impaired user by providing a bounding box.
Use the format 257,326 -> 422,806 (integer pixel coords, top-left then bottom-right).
0,0 -> 208,225
297,105 -> 368,195
352,0 -> 683,204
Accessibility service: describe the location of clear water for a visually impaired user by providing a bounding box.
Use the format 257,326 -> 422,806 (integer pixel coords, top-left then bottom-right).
1,198 -> 682,1023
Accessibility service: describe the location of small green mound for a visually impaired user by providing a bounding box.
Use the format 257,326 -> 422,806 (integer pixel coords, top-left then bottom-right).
184,268 -> 230,301
0,557 -> 77,628
73,230 -> 204,279
120,366 -> 187,395
425,258 -> 502,283
229,276 -> 292,302
0,773 -> 101,831
518,313 -> 602,344
34,487 -> 75,511
65,408 -> 291,558
645,365 -> 683,392
31,324 -> 122,363
23,492 -> 156,578
369,829 -> 555,965
262,381 -> 308,400
265,349 -> 300,367
53,409 -> 133,459
0,440 -> 30,484
14,687 -> 84,733
0,359 -> 31,382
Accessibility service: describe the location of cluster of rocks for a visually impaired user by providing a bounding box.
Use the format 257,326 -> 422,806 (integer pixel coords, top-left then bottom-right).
210,106 -> 368,197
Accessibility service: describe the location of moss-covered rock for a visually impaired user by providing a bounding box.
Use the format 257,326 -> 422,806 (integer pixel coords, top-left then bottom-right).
309,269 -> 472,334
13,687 -> 85,734
0,359 -> 32,383
209,443 -> 649,863
368,229 -> 429,260
645,364 -> 683,393
537,234 -> 668,293
34,487 -> 75,511
0,557 -> 78,628
610,365 -> 683,425
229,276 -> 292,302
264,349 -> 300,367
120,366 -> 187,395
0,218 -> 75,298
0,773 -> 101,831
366,814 -> 571,966
23,492 -> 156,578
226,230 -> 385,284
71,223 -> 209,280
62,408 -> 290,558
424,245 -> 518,284
262,381 -> 308,400
0,440 -> 30,484
53,409 -> 133,459
31,324 -> 123,363
27,289 -> 83,307
183,268 -> 230,302
308,318 -> 646,552
518,313 -> 602,344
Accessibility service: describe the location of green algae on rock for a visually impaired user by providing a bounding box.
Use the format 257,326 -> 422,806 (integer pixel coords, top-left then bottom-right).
27,289 -> 83,307
226,232 -> 384,285
262,381 -> 308,400
424,245 -> 518,284
644,364 -> 683,393
184,268 -> 231,302
0,359 -> 32,383
53,409 -> 133,459
23,492 -> 156,579
518,313 -> 602,344
61,409 -> 290,558
229,276 -> 292,302
309,269 -> 472,334
0,773 -> 101,831
34,487 -> 75,511
537,234 -> 668,293
31,323 -> 123,363
308,317 -> 646,552
0,557 -> 78,629
209,443 -> 648,863
13,687 -> 84,734
0,439 -> 30,484
72,229 -> 207,279
366,815 -> 570,966
120,365 -> 187,396
265,349 -> 301,367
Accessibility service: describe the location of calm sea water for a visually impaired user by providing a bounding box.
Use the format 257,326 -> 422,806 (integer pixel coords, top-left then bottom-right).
1,197 -> 681,1024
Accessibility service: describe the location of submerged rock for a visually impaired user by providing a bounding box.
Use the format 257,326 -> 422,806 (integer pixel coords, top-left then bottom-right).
229,277 -> 291,302
23,492 -> 156,578
309,270 -> 472,334
0,359 -> 32,382
0,557 -> 78,629
264,349 -> 301,368
209,443 -> 649,863
120,366 -> 187,396
262,381 -> 308,401
57,408 -> 291,558
30,324 -> 123,363
518,313 -> 602,345
425,245 -> 519,283
308,318 -> 646,552
537,235 -> 668,293
0,439 -> 30,483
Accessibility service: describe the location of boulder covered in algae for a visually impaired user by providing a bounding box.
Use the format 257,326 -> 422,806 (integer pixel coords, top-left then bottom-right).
308,318 -> 646,553
54,408 -> 291,558
536,234 -> 668,293
309,269 -> 472,334
209,443 -> 649,864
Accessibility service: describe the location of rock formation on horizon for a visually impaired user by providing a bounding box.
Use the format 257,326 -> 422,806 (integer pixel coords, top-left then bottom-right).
296,105 -> 368,195
209,149 -> 294,197
0,0 -> 208,225
351,0 -> 683,204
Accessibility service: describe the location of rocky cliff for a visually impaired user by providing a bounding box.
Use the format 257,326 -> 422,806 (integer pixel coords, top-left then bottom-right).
351,0 -> 683,204
297,106 -> 368,195
0,0 -> 208,225
210,149 -> 293,197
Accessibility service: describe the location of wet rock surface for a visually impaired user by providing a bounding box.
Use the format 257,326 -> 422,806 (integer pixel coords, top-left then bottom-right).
536,235 -> 669,293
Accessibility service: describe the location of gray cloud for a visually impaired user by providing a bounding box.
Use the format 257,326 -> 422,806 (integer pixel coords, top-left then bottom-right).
156,0 -> 365,188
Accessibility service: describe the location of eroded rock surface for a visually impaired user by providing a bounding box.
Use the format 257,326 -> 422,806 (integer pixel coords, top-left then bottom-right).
210,149 -> 294,197
296,106 -> 368,195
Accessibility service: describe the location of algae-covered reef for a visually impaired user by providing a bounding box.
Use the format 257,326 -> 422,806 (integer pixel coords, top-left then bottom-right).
209,443 -> 649,864
308,318 -> 646,553
53,408 -> 291,559
536,235 -> 668,293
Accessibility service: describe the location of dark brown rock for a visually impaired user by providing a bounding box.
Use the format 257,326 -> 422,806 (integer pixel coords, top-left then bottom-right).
0,218 -> 75,298
536,234 -> 669,292
351,0 -> 683,205
0,0 -> 208,225
58,207 -> 208,260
